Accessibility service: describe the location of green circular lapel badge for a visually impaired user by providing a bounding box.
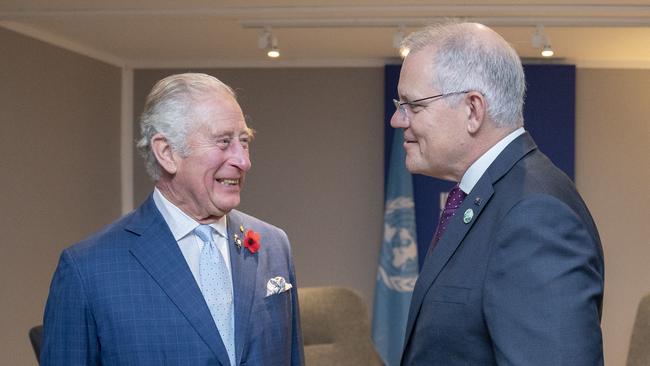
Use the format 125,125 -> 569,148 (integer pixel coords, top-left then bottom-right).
463,208 -> 474,224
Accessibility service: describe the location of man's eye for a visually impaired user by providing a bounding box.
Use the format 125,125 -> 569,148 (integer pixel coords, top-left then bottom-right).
240,137 -> 250,149
217,138 -> 231,147
409,104 -> 425,113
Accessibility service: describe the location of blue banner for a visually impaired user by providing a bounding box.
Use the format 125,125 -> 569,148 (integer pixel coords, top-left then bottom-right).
372,128 -> 419,366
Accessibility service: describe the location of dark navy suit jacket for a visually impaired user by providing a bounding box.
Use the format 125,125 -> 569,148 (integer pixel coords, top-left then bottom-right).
401,133 -> 604,365
41,196 -> 304,366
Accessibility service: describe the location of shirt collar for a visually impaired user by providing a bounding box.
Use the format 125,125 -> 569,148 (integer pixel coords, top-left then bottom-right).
152,187 -> 228,240
459,127 -> 525,194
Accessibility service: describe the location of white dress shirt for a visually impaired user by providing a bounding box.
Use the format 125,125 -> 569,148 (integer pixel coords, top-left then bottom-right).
459,127 -> 526,194
152,188 -> 231,286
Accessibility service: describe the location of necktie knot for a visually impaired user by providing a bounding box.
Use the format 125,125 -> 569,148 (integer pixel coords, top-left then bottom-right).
444,186 -> 467,211
194,225 -> 213,244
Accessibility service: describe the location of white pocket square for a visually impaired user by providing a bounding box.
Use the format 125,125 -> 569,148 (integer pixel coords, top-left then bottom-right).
266,276 -> 293,297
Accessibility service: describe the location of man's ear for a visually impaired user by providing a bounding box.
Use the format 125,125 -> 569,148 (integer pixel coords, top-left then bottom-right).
466,91 -> 487,135
151,133 -> 178,175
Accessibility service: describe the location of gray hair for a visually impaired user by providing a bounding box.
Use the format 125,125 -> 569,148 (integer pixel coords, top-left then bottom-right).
136,73 -> 236,181
402,22 -> 526,128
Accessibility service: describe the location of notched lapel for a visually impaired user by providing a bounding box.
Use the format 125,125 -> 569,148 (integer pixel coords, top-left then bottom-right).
404,183 -> 494,347
419,183 -> 494,288
127,197 -> 231,366
228,211 -> 259,364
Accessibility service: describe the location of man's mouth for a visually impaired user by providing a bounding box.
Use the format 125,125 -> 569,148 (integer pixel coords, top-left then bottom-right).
216,178 -> 240,186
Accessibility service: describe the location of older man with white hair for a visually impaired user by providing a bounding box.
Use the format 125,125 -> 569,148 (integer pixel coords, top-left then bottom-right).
41,73 -> 304,366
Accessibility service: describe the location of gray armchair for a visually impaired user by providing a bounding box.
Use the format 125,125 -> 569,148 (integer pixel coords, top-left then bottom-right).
627,292 -> 650,366
298,286 -> 383,366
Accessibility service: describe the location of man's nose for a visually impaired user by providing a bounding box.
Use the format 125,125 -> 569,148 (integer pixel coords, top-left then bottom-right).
390,109 -> 408,128
230,143 -> 252,171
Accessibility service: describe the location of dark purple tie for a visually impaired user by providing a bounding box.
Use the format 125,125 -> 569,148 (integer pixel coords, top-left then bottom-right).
431,186 -> 467,249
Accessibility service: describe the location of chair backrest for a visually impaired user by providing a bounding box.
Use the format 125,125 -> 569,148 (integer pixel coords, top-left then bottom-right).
29,325 -> 43,364
298,286 -> 382,366
627,292 -> 650,366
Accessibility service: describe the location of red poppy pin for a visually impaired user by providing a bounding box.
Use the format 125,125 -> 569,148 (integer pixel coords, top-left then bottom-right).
243,229 -> 261,254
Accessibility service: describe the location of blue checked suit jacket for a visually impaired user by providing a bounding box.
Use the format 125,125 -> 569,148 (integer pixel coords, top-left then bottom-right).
401,133 -> 604,365
41,195 -> 304,366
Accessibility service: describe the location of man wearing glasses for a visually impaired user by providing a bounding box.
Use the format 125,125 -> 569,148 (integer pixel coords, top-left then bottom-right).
392,23 -> 604,365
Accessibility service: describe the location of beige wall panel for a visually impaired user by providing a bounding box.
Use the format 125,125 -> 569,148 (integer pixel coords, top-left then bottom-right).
0,28 -> 121,365
133,67 -> 385,310
576,69 -> 650,366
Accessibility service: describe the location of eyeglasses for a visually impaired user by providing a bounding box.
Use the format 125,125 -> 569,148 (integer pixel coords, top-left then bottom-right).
393,90 -> 469,118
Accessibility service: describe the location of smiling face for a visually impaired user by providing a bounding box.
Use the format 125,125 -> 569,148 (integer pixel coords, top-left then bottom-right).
159,90 -> 252,223
390,48 -> 471,181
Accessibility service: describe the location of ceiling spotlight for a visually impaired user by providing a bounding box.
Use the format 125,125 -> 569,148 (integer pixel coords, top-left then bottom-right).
541,45 -> 554,57
267,47 -> 280,58
258,27 -> 280,58
532,25 -> 554,58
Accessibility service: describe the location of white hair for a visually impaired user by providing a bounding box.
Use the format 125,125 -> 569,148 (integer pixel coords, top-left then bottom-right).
403,22 -> 526,128
136,73 -> 236,181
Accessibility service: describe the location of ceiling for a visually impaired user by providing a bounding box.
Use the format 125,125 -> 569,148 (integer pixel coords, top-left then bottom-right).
1,0 -> 649,69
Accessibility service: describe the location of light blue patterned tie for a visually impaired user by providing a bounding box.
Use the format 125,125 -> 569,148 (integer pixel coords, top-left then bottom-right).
194,225 -> 235,366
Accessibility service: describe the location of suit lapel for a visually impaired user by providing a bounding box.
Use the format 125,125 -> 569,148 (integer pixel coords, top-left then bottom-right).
126,196 -> 231,366
402,132 -> 539,351
402,182 -> 494,349
227,210 -> 259,365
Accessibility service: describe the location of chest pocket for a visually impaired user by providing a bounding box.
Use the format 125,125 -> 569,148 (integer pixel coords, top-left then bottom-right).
430,285 -> 471,304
